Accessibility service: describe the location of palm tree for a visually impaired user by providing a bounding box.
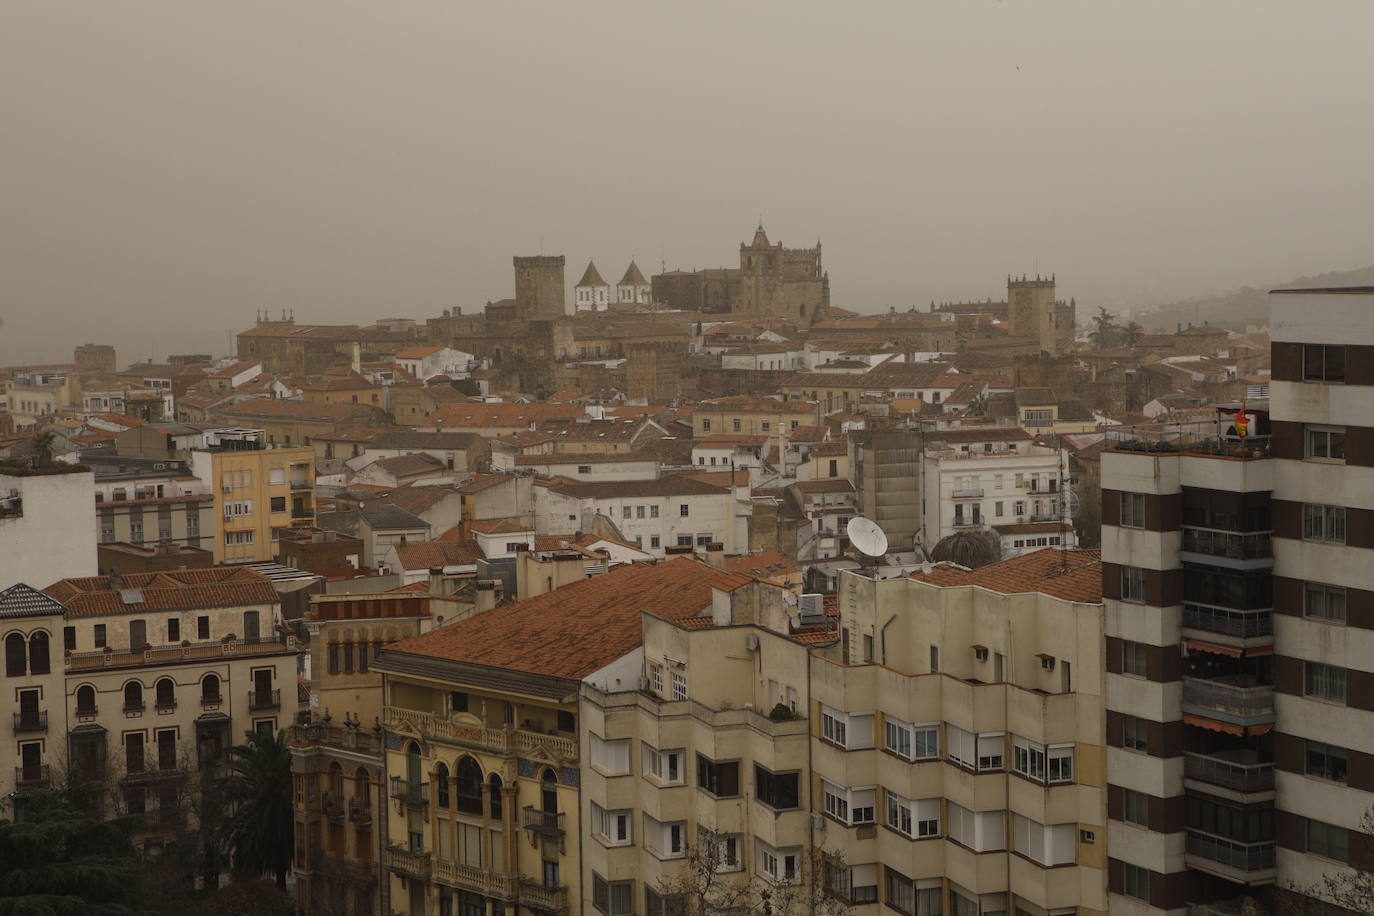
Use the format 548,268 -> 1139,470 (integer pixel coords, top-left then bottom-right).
31,430 -> 57,466
221,730 -> 294,889
0,788 -> 145,913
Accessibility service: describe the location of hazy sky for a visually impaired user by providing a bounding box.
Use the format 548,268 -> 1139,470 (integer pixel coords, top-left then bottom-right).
3,1 -> 1374,366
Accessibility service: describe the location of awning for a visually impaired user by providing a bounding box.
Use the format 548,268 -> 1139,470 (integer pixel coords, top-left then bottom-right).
1184,714 -> 1274,737
1186,639 -> 1273,659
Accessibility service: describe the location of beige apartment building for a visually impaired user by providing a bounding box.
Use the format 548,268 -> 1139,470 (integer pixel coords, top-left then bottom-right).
822,549 -> 1108,915
289,591 -> 440,916
0,569 -> 299,837
692,395 -> 821,439
188,430 -> 315,562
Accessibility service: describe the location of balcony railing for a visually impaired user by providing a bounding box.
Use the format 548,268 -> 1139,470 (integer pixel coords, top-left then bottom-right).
952,517 -> 984,529
1183,527 -> 1273,561
432,858 -> 518,900
13,711 -> 47,734
1184,752 -> 1275,794
1182,677 -> 1275,726
122,763 -> 183,785
1185,831 -> 1276,879
291,508 -> 313,519
248,688 -> 281,711
348,798 -> 372,826
384,708 -> 577,761
521,806 -> 566,836
518,879 -> 569,913
383,845 -> 431,880
322,792 -> 346,820
1183,603 -> 1273,639
200,693 -> 222,707
1106,420 -> 1271,459
389,776 -> 428,806
14,765 -> 50,787
286,722 -> 383,756
951,487 -> 984,499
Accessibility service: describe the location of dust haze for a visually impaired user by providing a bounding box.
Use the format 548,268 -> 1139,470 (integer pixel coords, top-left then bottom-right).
3,1 -> 1373,365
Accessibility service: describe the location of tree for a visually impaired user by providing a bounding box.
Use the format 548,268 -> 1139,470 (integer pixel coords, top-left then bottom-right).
930,529 -> 1002,569
1123,321 -> 1145,346
220,730 -> 294,890
653,828 -> 850,916
1283,805 -> 1374,913
0,788 -> 145,914
31,430 -> 57,466
1088,307 -> 1121,349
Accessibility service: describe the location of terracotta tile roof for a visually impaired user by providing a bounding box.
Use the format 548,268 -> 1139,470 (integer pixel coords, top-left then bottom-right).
724,550 -> 797,580
394,345 -> 444,359
791,479 -> 855,494
393,540 -> 482,570
908,548 -> 1102,604
532,532 -> 643,554
44,567 -> 278,617
379,558 -> 754,680
238,323 -> 359,339
809,440 -> 847,457
368,485 -> 457,516
542,477 -> 730,499
514,453 -> 654,465
0,584 -> 68,619
700,395 -> 809,413
373,453 -> 447,476
787,425 -> 828,443
467,518 -> 532,535
697,434 -> 769,448
425,403 -> 584,429
215,398 -> 376,422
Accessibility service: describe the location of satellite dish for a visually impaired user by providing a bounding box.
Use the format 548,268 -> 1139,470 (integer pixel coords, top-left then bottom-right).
847,516 -> 888,559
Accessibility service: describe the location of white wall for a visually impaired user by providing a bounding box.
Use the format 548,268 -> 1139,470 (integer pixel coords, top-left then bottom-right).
0,470 -> 98,589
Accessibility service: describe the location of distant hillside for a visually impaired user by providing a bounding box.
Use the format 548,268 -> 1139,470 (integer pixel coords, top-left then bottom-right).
1134,264 -> 1374,332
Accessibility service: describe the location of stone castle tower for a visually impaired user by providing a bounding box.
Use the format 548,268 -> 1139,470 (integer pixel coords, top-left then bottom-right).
514,255 -> 566,318
1007,274 -> 1075,356
734,224 -> 829,323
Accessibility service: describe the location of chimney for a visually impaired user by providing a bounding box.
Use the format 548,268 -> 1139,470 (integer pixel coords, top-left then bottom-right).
665,545 -> 694,556
475,579 -> 498,613
351,342 -> 362,374
705,542 -> 726,570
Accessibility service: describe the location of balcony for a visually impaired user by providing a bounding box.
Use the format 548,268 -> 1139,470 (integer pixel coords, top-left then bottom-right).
1187,899 -> 1268,916
123,764 -> 183,785
1182,677 -> 1275,730
248,688 -> 281,711
1183,603 -> 1273,643
1027,512 -> 1061,523
518,879 -> 569,913
1184,751 -> 1275,797
432,858 -> 518,901
951,517 -> 984,529
322,792 -> 346,820
1182,527 -> 1273,570
951,487 -> 984,499
14,765 -> 50,788
1185,830 -> 1276,884
13,711 -> 47,734
521,805 -> 566,837
383,845 -> 431,881
383,708 -> 577,762
287,721 -> 382,756
1106,421 -> 1271,459
291,508 -> 313,520
348,798 -> 372,826
200,693 -> 222,708
389,776 -> 428,807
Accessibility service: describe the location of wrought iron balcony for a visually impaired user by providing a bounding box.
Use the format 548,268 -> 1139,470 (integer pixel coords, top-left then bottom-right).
122,763 -> 183,785
348,798 -> 372,826
521,805 -> 565,836
322,792 -> 346,820
199,693 -> 222,707
1184,751 -> 1274,795
286,721 -> 383,756
14,764 -> 49,787
13,711 -> 47,734
248,688 -> 281,711
389,776 -> 428,806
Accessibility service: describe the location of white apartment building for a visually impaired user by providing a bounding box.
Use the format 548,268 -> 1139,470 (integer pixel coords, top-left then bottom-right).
534,477 -> 746,556
0,464 -> 97,590
920,428 -> 1074,554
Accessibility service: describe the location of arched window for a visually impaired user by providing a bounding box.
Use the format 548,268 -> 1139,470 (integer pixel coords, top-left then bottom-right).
5,633 -> 26,677
329,762 -> 344,803
354,767 -> 370,801
489,773 -> 503,821
75,684 -> 97,715
541,768 -> 558,814
406,742 -> 422,787
455,756 -> 483,816
124,681 -> 144,711
435,762 -> 450,809
200,673 -> 220,702
28,632 -> 49,675
154,677 -> 175,708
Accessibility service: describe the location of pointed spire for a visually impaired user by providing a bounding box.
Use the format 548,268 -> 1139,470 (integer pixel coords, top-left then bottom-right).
576,259 -> 607,288
619,260 -> 648,287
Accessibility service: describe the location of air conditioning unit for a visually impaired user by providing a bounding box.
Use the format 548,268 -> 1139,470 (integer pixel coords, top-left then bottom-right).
1039,654 -> 1056,671
972,645 -> 989,662
222,486 -> 233,494
745,634 -> 760,651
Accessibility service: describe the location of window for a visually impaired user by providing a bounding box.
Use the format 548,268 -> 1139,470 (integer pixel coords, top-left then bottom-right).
590,803 -> 631,846
676,535 -> 693,546
650,535 -> 660,549
1123,789 -> 1149,826
643,745 -> 683,785
885,869 -> 915,915
1013,815 -> 1075,866
885,718 -> 913,758
269,467 -> 285,485
1305,662 -> 1346,703
1303,344 -> 1346,382
947,725 -> 1002,771
754,765 -> 800,810
578,465 -> 591,475
1120,566 -> 1146,602
649,663 -> 664,695
327,644 -> 340,675
1305,425 -> 1346,461
591,873 -> 635,915
1305,740 -> 1349,782
697,755 -> 739,797
92,625 -> 106,649
821,707 -> 847,746
589,733 -> 631,776
679,504 -> 689,517
166,618 -> 179,643
1013,736 -> 1046,781
886,792 -> 940,838
270,496 -> 286,513
1303,504 -> 1346,543
822,782 -> 875,825
701,419 -> 710,432
732,419 -> 741,432
930,644 -> 940,672
645,888 -> 688,916
757,842 -> 799,884
1121,640 -> 1148,677
197,616 -> 209,639
1120,492 -> 1145,528
1122,715 -> 1149,752
645,816 -> 685,858
1307,819 -> 1351,863
1305,582 -> 1346,622
622,505 -> 631,520
947,802 -> 1005,852
1048,745 -> 1073,782
670,670 -> 687,701
649,505 -> 659,519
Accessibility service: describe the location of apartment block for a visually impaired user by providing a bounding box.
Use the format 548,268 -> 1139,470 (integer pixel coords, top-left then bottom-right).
1099,285 -> 1374,916
825,550 -> 1108,915
187,428 -> 315,563
0,463 -> 97,590
86,453 -> 214,552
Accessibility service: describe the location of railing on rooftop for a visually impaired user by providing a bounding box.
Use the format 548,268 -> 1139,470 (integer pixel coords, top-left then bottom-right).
1105,419 -> 1270,459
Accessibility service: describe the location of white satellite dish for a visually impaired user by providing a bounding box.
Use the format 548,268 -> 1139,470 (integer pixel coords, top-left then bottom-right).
847,516 -> 889,559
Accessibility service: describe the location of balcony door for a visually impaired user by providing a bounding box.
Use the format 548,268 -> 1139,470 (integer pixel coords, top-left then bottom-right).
20,742 -> 41,781
243,611 -> 260,641
128,619 -> 146,652
253,669 -> 272,705
18,689 -> 39,730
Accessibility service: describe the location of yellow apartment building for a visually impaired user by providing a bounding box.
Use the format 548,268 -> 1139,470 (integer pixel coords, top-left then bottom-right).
188,431 -> 315,562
